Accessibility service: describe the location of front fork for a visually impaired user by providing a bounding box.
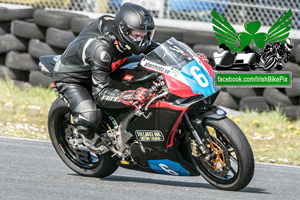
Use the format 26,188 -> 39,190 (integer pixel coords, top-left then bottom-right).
183,113 -> 208,155
183,106 -> 227,158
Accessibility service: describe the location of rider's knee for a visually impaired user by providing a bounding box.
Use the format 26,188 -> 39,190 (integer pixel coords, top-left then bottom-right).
73,109 -> 102,139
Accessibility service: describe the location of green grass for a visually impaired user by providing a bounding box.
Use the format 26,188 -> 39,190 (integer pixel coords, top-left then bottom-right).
231,109 -> 300,166
0,78 -> 299,165
0,79 -> 56,140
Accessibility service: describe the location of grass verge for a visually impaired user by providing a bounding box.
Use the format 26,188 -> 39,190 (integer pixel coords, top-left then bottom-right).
0,79 -> 299,165
0,79 -> 56,140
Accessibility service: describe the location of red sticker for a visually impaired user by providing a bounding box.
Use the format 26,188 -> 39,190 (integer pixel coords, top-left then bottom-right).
123,75 -> 133,81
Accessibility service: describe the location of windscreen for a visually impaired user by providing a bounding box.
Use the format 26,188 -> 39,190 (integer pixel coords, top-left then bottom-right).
142,38 -> 216,98
144,37 -> 198,70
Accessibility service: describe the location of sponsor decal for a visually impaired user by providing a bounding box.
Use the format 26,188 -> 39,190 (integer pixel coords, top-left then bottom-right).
148,159 -> 190,176
123,74 -> 134,81
141,59 -> 190,87
142,60 -> 171,75
170,67 -> 181,77
53,55 -> 61,61
121,93 -> 132,100
135,130 -> 164,141
100,95 -> 120,102
100,51 -> 111,62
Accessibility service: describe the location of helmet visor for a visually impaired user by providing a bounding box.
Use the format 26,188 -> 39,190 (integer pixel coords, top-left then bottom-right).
129,29 -> 155,47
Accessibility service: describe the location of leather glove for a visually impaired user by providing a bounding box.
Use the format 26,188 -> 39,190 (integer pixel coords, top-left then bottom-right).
120,87 -> 154,106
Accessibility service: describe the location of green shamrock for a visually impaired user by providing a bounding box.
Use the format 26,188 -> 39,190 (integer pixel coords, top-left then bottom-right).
237,21 -> 269,50
212,8 -> 292,52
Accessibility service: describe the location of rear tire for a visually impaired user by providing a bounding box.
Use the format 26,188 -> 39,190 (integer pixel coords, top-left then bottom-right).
48,98 -> 119,177
190,117 -> 254,191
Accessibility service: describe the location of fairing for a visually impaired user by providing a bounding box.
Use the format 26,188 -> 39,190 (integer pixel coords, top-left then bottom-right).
141,38 -> 216,98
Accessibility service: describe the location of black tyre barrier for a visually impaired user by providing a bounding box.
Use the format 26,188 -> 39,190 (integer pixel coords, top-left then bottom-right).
33,9 -> 87,30
0,22 -> 10,35
0,65 -> 29,81
0,6 -> 35,22
28,39 -> 64,59
153,26 -> 184,43
0,54 -> 5,65
295,44 -> 300,64
183,30 -> 219,45
285,78 -> 300,97
288,38 -> 300,61
283,62 -> 300,77
227,88 -> 264,99
0,4 -> 300,129
0,34 -> 28,53
11,20 -> 46,40
263,88 -> 298,107
29,70 -> 51,87
45,27 -> 76,49
5,51 -> 39,71
71,17 -> 93,34
239,96 -> 269,112
214,91 -> 240,110
281,105 -> 300,119
192,44 -> 219,59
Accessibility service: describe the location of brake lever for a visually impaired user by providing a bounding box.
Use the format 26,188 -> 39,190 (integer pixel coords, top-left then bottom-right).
144,90 -> 169,111
132,101 -> 142,111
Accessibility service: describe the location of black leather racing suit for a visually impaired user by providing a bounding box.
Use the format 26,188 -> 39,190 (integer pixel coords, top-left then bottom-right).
52,15 -> 158,139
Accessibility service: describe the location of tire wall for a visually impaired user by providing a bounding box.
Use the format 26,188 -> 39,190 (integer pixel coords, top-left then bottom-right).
1,6 -> 300,119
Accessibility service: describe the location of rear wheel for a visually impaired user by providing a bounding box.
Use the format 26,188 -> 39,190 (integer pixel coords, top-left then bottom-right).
189,117 -> 254,191
48,98 -> 119,177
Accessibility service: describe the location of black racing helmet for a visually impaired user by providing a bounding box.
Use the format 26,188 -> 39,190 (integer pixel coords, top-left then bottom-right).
113,3 -> 155,55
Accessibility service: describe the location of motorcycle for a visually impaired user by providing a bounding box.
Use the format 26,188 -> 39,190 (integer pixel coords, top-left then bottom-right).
39,38 -> 254,191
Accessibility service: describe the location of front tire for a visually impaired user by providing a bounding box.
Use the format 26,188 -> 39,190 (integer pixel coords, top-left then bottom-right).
48,98 -> 118,178
190,117 -> 254,191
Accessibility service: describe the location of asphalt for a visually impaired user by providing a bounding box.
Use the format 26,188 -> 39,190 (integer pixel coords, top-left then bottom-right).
0,136 -> 299,200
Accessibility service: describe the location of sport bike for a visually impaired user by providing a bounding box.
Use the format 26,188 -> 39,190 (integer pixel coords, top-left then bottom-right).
39,38 -> 254,191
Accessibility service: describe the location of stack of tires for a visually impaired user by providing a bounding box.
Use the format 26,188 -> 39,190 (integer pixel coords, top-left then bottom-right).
0,6 -> 92,87
1,6 -> 300,119
153,28 -> 219,61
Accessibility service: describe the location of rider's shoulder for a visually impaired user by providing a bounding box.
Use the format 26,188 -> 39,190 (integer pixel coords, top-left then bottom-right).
91,36 -> 112,49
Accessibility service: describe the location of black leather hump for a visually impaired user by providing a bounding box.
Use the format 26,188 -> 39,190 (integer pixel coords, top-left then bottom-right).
98,15 -> 114,35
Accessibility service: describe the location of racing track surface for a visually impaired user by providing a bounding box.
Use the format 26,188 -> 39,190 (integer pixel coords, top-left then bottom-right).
0,136 -> 299,200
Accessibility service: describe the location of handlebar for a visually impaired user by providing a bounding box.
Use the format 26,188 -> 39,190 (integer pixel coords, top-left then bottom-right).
133,77 -> 168,112
144,90 -> 169,111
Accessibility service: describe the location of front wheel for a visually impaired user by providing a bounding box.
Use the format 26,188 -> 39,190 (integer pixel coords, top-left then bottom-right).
48,98 -> 119,177
190,117 -> 254,191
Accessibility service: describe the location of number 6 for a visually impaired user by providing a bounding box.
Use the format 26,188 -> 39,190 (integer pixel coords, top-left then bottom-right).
190,66 -> 209,87
159,164 -> 179,175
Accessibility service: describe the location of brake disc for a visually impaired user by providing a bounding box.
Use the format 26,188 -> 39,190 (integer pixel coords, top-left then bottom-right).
199,136 -> 231,177
64,124 -> 86,156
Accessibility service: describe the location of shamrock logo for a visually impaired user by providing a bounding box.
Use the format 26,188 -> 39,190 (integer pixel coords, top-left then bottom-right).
237,21 -> 268,50
212,8 -> 292,52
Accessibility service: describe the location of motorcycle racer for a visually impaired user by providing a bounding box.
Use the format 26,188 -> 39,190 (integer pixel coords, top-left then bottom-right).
51,3 -> 158,150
